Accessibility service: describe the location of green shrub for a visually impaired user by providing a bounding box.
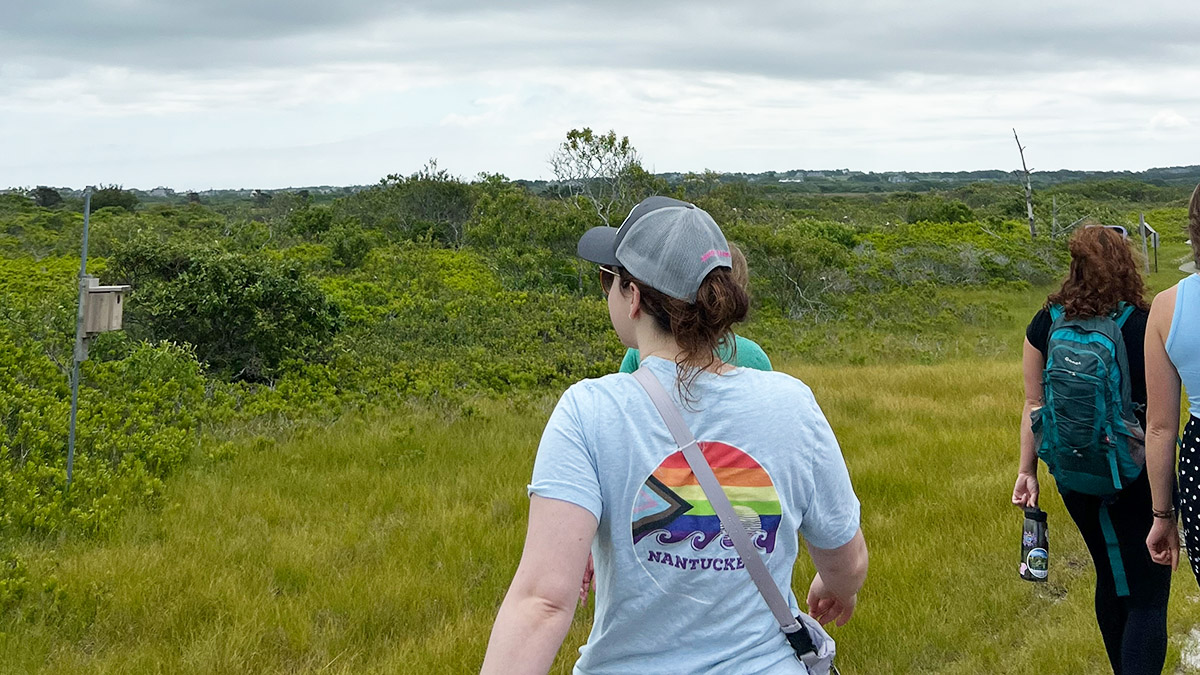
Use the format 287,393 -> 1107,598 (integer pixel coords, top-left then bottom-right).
0,552 -> 30,613
323,220 -> 376,269
725,219 -> 856,320
904,195 -> 976,224
0,207 -> 83,259
29,187 -> 62,209
1143,207 -> 1190,244
335,163 -> 476,245
0,331 -> 204,538
860,221 -> 1063,287
109,238 -> 343,382
466,185 -> 590,253
268,243 -> 335,275
288,206 -> 334,237
89,185 -> 138,213
0,257 -> 83,362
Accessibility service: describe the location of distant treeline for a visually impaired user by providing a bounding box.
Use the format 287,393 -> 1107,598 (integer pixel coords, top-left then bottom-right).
9,164 -> 1200,204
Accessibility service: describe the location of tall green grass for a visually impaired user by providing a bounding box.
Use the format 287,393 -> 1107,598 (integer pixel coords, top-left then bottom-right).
4,247 -> 1195,673
792,362 -> 1196,674
4,362 -> 1197,673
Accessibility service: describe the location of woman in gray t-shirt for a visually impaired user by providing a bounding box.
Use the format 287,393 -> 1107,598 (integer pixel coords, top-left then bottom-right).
482,197 -> 867,674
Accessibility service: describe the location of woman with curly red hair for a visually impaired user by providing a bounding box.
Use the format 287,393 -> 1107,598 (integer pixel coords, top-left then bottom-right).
1012,224 -> 1169,675
1145,182 -> 1200,587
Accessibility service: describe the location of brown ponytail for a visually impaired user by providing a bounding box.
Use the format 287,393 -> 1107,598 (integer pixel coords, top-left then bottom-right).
616,266 -> 750,402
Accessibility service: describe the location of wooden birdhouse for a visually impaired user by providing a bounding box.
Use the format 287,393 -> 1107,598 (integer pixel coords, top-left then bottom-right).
83,277 -> 131,335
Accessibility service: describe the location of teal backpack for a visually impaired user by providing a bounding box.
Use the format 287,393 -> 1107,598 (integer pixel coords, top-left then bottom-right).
1033,302 -> 1146,596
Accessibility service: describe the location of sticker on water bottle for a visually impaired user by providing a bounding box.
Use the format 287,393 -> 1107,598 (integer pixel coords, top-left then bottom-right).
1026,548 -> 1048,579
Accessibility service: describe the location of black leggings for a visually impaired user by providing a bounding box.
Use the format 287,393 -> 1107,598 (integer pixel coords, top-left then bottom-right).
1060,469 -> 1171,675
1181,415 -> 1200,584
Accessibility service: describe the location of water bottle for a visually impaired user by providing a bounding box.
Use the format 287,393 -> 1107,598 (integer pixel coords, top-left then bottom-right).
1019,506 -> 1049,582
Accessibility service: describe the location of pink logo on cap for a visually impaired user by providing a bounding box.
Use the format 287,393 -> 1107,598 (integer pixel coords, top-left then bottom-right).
700,249 -> 731,262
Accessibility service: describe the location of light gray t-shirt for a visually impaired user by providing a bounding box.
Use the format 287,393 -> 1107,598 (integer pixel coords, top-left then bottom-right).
529,357 -> 860,675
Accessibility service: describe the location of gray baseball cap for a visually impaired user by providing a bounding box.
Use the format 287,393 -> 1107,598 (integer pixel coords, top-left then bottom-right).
576,196 -> 731,303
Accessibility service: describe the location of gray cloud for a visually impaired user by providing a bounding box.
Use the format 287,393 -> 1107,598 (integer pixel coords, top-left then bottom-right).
3,1 -> 1198,187
4,1 -> 1197,83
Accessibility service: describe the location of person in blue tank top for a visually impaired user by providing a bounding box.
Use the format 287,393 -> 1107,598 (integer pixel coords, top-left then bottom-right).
1146,182 -> 1200,589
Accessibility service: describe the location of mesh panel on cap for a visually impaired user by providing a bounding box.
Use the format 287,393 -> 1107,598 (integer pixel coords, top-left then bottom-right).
615,204 -> 729,302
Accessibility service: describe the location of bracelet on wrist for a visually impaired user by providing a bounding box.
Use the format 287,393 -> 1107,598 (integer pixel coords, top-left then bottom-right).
1152,507 -> 1176,520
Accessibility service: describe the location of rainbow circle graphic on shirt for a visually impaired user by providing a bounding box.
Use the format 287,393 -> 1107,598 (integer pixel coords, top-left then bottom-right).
631,441 -> 781,554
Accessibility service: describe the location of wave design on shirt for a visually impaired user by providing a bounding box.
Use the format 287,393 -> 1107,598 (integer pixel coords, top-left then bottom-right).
631,441 -> 782,554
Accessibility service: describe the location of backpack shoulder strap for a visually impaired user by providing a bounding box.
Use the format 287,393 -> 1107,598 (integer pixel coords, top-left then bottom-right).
1098,503 -> 1131,597
1048,305 -> 1064,322
1113,302 -> 1135,328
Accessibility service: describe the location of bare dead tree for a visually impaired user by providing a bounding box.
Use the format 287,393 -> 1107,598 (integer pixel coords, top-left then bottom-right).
1013,128 -> 1037,238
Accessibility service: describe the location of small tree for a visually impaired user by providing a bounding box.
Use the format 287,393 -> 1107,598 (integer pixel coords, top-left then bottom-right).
336,159 -> 475,245
251,189 -> 272,207
549,128 -> 642,226
681,170 -> 724,199
30,186 -> 62,208
90,184 -> 138,212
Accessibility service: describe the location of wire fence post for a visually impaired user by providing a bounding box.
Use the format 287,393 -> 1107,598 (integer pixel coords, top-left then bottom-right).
1139,213 -> 1150,275
67,190 -> 93,490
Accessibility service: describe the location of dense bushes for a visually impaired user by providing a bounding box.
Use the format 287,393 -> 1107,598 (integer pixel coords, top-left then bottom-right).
317,244 -> 621,398
89,185 -> 138,212
109,238 -> 343,382
334,162 -> 477,245
0,255 -> 208,541
860,221 -> 1064,287
0,329 -> 204,538
0,198 -> 81,259
726,218 -> 856,320
904,195 -> 976,224
0,170 -> 1187,557
716,209 -> 1059,321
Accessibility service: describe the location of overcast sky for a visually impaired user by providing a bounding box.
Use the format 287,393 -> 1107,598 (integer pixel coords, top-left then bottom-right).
2,1 -> 1197,190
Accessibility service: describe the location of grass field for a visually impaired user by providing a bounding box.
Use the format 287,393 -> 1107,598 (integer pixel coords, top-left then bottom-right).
4,359 -> 1198,674
3,246 -> 1197,673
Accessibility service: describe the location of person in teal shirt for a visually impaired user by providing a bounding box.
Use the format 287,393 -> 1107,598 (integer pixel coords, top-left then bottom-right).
618,242 -> 773,373
620,333 -> 771,372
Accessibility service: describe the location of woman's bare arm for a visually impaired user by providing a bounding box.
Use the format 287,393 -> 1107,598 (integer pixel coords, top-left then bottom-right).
481,496 -> 597,675
805,529 -> 868,626
1013,338 -> 1045,507
1144,287 -> 1182,568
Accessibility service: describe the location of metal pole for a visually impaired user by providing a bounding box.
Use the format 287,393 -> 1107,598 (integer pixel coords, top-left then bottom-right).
67,190 -> 92,489
1139,213 -> 1150,275
1051,196 -> 1057,238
